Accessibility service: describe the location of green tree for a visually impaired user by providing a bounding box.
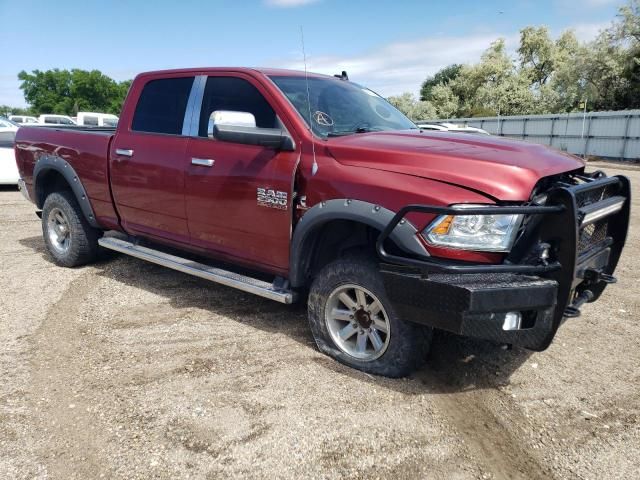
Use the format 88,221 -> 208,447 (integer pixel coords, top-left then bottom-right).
17,69 -> 131,115
598,0 -> 640,109
108,79 -> 132,114
415,1 -> 640,117
451,39 -> 535,116
419,64 -> 462,101
0,105 -> 34,117
429,84 -> 459,118
387,92 -> 437,120
387,92 -> 417,116
518,26 -> 556,88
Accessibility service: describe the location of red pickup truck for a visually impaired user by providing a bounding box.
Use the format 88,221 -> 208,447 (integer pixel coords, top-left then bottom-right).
15,68 -> 630,377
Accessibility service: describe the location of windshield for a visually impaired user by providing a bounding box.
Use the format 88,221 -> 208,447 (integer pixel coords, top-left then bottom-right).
269,75 -> 416,138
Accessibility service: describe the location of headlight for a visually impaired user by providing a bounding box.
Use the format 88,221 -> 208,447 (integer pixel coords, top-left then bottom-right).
423,205 -> 523,252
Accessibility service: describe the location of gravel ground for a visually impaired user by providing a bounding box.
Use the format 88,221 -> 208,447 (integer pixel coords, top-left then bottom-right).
0,161 -> 638,480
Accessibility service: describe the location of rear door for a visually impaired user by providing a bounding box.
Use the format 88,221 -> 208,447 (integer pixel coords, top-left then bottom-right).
109,75 -> 195,244
184,74 -> 299,273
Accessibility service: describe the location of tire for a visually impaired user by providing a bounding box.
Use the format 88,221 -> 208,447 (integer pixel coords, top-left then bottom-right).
308,255 -> 432,377
42,190 -> 100,267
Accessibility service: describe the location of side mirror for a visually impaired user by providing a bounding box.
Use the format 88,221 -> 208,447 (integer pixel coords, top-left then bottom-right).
208,110 -> 256,136
208,110 -> 295,151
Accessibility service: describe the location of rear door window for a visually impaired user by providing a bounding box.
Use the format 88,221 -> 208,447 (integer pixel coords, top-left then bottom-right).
132,77 -> 194,135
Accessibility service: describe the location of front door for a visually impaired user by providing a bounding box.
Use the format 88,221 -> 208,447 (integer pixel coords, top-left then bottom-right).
110,75 -> 194,244
184,75 -> 299,273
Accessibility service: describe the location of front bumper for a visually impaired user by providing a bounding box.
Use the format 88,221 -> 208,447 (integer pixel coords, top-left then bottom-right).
382,268 -> 558,350
377,172 -> 630,350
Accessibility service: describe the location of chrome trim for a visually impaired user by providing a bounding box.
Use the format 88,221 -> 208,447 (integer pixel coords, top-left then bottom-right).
98,237 -> 296,304
191,158 -> 215,167
115,148 -> 134,157
580,197 -> 625,226
182,75 -> 207,136
17,178 -> 30,202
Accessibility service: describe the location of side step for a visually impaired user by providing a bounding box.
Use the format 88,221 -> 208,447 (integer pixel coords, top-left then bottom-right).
98,237 -> 296,304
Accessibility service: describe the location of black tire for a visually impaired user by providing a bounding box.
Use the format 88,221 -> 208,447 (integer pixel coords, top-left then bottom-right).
42,190 -> 100,267
308,255 -> 432,377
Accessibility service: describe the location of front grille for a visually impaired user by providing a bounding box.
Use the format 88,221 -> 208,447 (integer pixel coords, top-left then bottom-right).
572,178 -> 620,256
578,219 -> 609,254
575,182 -> 618,209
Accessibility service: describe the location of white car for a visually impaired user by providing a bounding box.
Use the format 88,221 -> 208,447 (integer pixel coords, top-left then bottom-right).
38,114 -> 77,126
0,118 -> 19,185
415,123 -> 448,131
76,112 -> 119,127
8,115 -> 39,125
417,122 -> 491,135
438,122 -> 491,135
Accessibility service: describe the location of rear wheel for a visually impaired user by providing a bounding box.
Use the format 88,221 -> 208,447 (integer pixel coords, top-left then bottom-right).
42,190 -> 100,267
308,255 -> 432,377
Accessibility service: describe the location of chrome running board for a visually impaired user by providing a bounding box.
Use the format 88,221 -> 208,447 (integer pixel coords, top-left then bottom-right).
98,237 -> 296,304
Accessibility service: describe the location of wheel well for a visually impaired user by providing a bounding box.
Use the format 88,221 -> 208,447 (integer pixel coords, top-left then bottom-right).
35,169 -> 72,209
297,219 -> 398,288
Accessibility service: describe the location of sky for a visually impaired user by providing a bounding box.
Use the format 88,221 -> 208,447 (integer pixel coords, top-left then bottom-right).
0,0 -> 627,108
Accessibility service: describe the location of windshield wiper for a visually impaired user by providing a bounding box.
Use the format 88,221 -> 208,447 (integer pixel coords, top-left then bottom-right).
326,126 -> 377,137
326,131 -> 357,137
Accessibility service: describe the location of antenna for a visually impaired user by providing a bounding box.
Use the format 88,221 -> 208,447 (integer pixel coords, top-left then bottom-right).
300,26 -> 318,176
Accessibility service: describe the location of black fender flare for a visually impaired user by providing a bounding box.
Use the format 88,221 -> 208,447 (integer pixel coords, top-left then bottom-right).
33,154 -> 99,228
289,199 -> 429,287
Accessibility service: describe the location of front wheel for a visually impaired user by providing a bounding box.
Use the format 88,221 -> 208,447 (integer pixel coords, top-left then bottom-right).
308,256 -> 432,377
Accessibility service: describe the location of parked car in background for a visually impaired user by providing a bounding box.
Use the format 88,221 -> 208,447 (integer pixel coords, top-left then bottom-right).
440,122 -> 491,135
76,112 -> 119,127
416,122 -> 491,135
38,114 -> 77,126
9,115 -> 39,125
0,117 -> 18,147
0,117 -> 19,184
415,123 -> 448,132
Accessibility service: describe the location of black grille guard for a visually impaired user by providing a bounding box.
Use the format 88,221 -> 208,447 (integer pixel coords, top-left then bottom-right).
376,174 -> 630,279
376,204 -> 565,274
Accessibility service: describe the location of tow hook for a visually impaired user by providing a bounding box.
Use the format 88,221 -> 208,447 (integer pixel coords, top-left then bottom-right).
583,268 -> 617,285
564,290 -> 595,318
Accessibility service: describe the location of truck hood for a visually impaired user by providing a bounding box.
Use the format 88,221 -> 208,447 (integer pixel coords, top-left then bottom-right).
326,130 -> 584,201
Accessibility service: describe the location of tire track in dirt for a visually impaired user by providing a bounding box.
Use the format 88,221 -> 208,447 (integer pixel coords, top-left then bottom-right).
417,367 -> 553,480
28,271 -> 110,479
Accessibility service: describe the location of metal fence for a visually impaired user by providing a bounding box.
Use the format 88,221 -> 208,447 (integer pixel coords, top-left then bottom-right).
424,110 -> 640,161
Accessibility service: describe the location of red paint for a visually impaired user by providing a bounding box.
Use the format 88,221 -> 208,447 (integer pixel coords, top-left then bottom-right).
15,67 -> 587,275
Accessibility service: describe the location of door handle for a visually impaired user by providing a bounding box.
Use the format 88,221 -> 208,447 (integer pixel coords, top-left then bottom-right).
115,148 -> 134,157
191,158 -> 215,167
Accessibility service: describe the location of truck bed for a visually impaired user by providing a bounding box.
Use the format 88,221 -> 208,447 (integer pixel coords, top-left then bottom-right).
15,125 -> 119,230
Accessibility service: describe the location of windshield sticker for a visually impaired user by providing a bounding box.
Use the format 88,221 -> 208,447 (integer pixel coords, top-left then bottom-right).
313,111 -> 334,127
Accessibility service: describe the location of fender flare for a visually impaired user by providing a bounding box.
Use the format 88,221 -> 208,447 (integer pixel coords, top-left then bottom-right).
33,154 -> 99,228
289,199 -> 428,287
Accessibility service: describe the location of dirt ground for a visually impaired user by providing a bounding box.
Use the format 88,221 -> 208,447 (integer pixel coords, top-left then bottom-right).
0,161 -> 638,480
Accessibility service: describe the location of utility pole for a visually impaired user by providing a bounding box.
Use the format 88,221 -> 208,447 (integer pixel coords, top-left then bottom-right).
580,99 -> 588,159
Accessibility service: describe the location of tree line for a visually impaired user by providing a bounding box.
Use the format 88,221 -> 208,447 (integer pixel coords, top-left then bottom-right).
388,0 -> 640,120
2,69 -> 131,116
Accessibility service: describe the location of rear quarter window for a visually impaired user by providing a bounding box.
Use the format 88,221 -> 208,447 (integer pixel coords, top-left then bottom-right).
131,77 -> 194,135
